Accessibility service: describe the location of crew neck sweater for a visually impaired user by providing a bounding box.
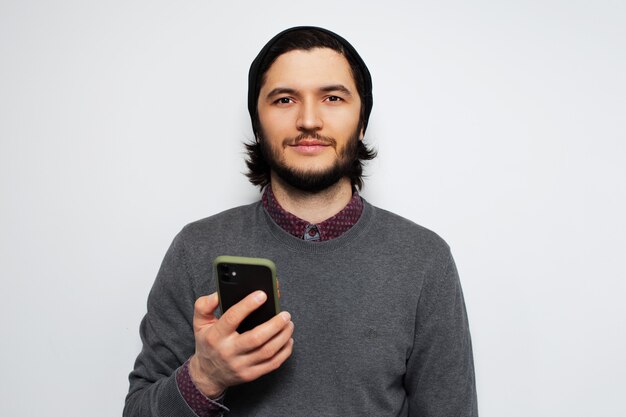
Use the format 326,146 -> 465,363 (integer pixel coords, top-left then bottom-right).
124,199 -> 477,417
176,188 -> 365,415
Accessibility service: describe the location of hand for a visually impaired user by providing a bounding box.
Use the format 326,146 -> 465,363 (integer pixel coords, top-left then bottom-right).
189,291 -> 294,398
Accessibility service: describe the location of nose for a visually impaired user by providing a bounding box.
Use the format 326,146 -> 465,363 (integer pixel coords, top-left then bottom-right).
296,101 -> 323,132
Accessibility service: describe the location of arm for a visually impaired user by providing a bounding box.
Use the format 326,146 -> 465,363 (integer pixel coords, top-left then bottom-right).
405,250 -> 478,417
124,231 -> 294,417
176,359 -> 229,416
123,232 -> 201,417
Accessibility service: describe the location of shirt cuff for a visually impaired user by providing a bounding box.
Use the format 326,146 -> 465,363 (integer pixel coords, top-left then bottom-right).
176,358 -> 229,416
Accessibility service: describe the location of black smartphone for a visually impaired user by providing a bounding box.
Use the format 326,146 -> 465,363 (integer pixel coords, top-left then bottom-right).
213,256 -> 280,333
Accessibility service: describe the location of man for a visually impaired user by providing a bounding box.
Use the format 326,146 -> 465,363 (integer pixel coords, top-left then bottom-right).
125,26 -> 478,416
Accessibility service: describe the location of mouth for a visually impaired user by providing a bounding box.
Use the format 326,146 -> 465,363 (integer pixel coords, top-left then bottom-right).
287,138 -> 332,154
290,139 -> 330,147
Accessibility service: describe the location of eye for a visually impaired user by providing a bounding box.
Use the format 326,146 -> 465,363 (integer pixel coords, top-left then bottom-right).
325,96 -> 343,102
274,97 -> 293,105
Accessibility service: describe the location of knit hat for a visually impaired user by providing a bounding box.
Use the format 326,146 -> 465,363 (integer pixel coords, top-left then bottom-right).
247,26 -> 373,137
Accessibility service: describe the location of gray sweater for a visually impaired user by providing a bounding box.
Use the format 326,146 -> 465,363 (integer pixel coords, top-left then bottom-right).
124,200 -> 478,416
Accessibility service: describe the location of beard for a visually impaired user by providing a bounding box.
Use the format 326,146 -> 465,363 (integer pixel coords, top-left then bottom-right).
259,129 -> 360,193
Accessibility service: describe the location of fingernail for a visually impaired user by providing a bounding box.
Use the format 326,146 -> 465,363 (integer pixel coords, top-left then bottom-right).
254,291 -> 267,303
280,311 -> 291,322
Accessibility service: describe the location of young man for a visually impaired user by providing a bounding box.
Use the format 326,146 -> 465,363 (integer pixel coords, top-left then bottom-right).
125,26 -> 478,417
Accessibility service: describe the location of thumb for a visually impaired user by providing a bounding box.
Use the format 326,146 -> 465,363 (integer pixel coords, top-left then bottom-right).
193,292 -> 220,332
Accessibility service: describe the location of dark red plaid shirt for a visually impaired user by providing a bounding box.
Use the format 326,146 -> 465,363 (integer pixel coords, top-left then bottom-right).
177,184 -> 364,414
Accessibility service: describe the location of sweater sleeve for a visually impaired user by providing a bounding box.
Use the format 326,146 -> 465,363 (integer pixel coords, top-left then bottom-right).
405,250 -> 478,417
123,230 -> 225,417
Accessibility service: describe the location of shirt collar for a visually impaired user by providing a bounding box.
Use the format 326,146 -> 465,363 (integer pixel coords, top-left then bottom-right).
261,184 -> 363,242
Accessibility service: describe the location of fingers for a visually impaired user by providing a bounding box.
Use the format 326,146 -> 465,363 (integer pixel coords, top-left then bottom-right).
249,320 -> 294,365
238,311 -> 293,352
241,336 -> 294,382
217,291 -> 268,334
233,313 -> 293,372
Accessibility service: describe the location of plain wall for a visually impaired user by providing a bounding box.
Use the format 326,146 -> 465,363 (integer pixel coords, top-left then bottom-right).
1,1 -> 625,416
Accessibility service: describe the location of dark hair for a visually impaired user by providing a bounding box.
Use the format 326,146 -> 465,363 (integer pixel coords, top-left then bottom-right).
245,26 -> 377,191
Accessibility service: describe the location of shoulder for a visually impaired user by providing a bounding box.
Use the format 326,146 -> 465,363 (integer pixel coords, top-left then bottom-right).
160,202 -> 264,282
367,202 -> 451,259
175,202 -> 261,244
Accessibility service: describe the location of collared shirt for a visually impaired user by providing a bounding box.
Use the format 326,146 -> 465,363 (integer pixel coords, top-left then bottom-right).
262,185 -> 363,242
177,183 -> 364,415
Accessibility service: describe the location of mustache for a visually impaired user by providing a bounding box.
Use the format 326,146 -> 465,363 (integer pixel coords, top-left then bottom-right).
282,133 -> 337,147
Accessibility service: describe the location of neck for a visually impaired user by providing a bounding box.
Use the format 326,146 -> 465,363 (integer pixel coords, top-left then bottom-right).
269,174 -> 353,224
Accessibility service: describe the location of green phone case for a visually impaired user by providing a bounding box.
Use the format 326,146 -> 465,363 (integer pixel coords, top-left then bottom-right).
213,256 -> 280,333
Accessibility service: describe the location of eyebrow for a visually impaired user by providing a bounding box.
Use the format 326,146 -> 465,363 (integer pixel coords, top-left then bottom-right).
265,84 -> 354,99
319,84 -> 353,96
266,87 -> 299,99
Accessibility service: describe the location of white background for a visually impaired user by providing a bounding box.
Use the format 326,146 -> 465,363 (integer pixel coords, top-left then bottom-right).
1,1 -> 625,416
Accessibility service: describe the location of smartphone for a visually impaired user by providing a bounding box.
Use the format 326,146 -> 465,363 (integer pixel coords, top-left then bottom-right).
213,255 -> 280,333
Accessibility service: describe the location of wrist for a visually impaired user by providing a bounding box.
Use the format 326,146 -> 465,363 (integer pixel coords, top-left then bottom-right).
188,354 -> 226,399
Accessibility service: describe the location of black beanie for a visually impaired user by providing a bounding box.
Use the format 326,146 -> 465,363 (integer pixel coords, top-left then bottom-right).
247,26 -> 373,137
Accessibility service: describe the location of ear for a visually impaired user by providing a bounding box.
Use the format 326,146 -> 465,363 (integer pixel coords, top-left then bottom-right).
359,127 -> 364,141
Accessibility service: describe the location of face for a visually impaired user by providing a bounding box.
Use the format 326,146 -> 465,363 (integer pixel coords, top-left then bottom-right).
257,48 -> 363,192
